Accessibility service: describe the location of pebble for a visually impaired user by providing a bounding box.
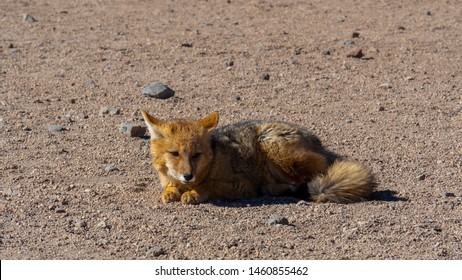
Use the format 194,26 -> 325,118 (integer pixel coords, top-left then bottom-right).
321,49 -> 331,56
416,173 -> 426,181
343,39 -> 355,46
181,43 -> 193,48
267,214 -> 289,226
444,192 -> 455,198
378,106 -> 385,112
436,160 -> 444,165
105,164 -> 118,172
97,220 -> 108,229
99,106 -> 120,116
345,47 -> 363,58
146,246 -> 166,257
119,122 -> 147,137
379,83 -> 392,89
55,207 -> 65,213
352,31 -> 360,38
225,60 -> 234,67
75,220 -> 87,228
96,238 -> 108,246
23,14 -> 37,22
49,125 -> 65,132
142,82 -> 175,99
261,73 -> 270,81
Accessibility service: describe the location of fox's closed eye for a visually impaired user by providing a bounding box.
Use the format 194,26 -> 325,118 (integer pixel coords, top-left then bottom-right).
169,151 -> 179,157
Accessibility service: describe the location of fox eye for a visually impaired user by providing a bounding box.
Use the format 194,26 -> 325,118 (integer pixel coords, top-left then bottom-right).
192,153 -> 201,159
169,151 -> 179,157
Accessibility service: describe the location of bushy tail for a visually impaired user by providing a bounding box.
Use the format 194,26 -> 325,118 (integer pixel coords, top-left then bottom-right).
308,161 -> 376,203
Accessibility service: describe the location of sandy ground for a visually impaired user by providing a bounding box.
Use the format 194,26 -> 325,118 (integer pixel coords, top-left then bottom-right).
0,0 -> 461,259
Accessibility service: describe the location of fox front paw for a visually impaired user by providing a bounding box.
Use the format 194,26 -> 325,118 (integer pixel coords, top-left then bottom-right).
161,189 -> 181,203
181,190 -> 202,205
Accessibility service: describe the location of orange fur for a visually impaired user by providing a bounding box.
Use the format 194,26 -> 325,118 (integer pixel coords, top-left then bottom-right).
141,111 -> 376,204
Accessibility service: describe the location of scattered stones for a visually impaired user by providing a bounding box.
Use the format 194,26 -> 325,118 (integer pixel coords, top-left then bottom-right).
345,47 -> 363,58
141,82 -> 175,99
351,31 -> 360,38
120,122 -> 147,137
99,106 -> 120,116
261,73 -> 270,81
105,164 -> 118,172
23,14 -> 37,23
267,214 -> 289,226
146,246 -> 166,257
379,82 -> 392,89
49,125 -> 65,132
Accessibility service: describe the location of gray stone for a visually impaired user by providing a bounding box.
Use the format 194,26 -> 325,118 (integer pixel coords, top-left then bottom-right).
99,106 -> 120,116
49,125 -> 65,132
146,246 -> 166,257
142,82 -> 175,99
23,14 -> 37,23
120,122 -> 147,137
346,47 -> 363,58
267,214 -> 289,226
105,164 -> 118,172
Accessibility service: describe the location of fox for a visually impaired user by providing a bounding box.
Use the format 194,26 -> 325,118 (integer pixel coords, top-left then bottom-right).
140,110 -> 376,205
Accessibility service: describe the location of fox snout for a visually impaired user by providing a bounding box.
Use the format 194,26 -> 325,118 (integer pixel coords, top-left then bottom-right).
182,173 -> 194,182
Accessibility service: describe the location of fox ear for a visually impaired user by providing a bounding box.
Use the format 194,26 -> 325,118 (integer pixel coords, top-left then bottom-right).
200,111 -> 219,130
140,110 -> 164,139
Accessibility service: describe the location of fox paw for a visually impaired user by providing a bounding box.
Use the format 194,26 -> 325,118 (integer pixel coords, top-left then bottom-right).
181,191 -> 201,205
161,190 -> 181,203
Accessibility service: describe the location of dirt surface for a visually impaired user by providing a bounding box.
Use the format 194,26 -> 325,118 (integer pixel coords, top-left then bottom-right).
1,0 -> 461,260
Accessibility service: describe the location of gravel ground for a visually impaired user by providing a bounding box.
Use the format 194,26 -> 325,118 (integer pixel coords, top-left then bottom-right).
0,0 -> 461,259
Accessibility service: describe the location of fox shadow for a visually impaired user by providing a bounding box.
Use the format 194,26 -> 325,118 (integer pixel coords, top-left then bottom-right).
210,189 -> 407,208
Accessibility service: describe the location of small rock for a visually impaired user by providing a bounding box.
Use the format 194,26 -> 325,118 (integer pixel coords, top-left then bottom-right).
346,119 -> 353,123
146,246 -> 166,257
345,47 -> 363,58
416,173 -> 426,181
23,14 -> 37,23
379,83 -> 392,89
96,238 -> 108,246
444,192 -> 455,198
97,220 -> 108,229
75,220 -> 87,228
378,106 -> 385,112
343,39 -> 355,46
119,122 -> 147,137
398,26 -> 406,31
55,207 -> 65,213
49,125 -> 65,132
235,95 -> 241,101
405,76 -> 415,81
181,43 -> 193,48
436,160 -> 444,165
0,118 -> 6,126
225,60 -> 234,67
105,164 -> 118,172
267,214 -> 289,226
352,31 -> 360,38
321,49 -> 331,56
261,73 -> 270,81
425,11 -> 432,16
142,82 -> 175,99
99,106 -> 120,116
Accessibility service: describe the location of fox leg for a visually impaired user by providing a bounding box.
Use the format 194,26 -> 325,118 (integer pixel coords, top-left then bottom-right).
161,184 -> 182,203
181,188 -> 210,205
258,124 -> 328,182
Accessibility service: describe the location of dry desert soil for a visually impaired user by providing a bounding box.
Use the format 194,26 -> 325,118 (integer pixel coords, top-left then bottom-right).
1,0 -> 461,259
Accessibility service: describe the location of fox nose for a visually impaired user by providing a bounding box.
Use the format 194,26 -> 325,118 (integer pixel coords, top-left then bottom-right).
183,173 -> 194,182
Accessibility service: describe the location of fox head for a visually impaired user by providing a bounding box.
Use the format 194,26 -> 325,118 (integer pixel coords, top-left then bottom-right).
141,110 -> 219,185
